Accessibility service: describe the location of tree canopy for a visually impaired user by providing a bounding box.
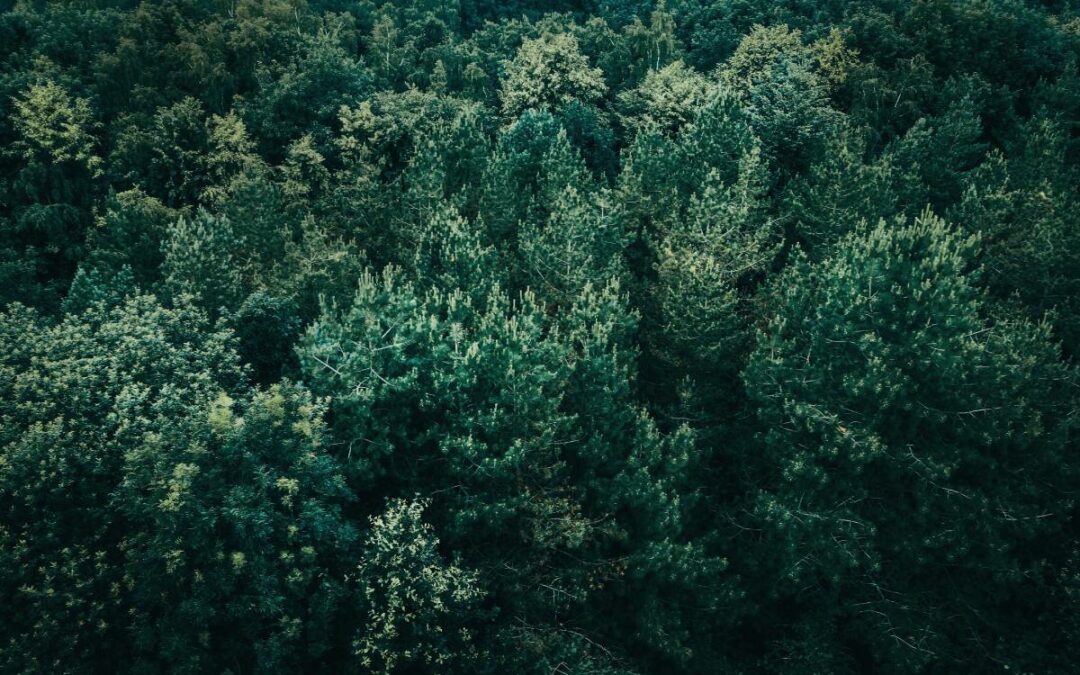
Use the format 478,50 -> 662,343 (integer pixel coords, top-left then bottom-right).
0,1 -> 1078,673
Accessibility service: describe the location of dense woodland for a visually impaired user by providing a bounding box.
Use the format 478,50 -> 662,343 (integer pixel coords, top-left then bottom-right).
0,0 -> 1079,673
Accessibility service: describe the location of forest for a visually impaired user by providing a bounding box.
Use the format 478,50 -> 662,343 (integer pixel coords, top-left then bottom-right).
0,0 -> 1078,673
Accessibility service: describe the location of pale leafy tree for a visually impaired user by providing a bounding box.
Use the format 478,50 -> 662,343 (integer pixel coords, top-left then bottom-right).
11,80 -> 101,178
500,33 -> 608,119
615,60 -> 710,137
354,498 -> 482,674
720,24 -> 841,177
720,24 -> 811,91
199,111 -> 265,206
620,0 -> 681,76
116,383 -> 357,673
810,27 -> 860,90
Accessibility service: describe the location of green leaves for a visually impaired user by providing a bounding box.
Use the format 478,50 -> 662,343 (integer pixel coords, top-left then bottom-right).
354,498 -> 482,674
11,80 -> 101,177
0,294 -> 244,672
118,382 -> 357,673
2,2 -> 1080,673
500,33 -> 608,119
615,60 -> 709,137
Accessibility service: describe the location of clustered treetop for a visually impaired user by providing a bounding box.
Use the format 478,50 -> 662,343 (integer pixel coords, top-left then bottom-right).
0,1 -> 1078,674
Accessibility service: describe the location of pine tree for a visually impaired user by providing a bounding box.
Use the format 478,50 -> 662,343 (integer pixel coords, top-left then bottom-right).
301,202 -> 717,672
478,109 -> 564,244
742,210 -> 1077,672
161,208 -> 245,319
652,147 -> 773,405
949,118 -> 1080,356
518,129 -> 627,306
779,127 -> 909,255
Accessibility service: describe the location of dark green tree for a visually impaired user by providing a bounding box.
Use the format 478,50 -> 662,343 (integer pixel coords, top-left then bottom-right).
0,294 -> 245,673
742,211 -> 1077,672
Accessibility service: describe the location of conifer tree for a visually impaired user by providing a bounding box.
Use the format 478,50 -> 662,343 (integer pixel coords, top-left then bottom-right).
779,127 -> 909,254
161,209 -> 245,318
949,118 -> 1080,356
652,147 -> 773,405
518,129 -> 628,305
742,211 -> 1077,672
301,203 -> 717,672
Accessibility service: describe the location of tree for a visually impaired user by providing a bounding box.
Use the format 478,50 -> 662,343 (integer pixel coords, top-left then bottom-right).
11,80 -> 101,179
500,32 -> 608,119
112,96 -> 210,207
353,498 -> 482,674
517,129 -> 628,306
0,294 -> 245,673
652,147 -> 773,407
478,109 -> 565,244
232,291 -> 302,385
720,24 -> 842,179
332,89 -> 491,264
949,118 -> 1080,357
623,0 -> 680,76
883,91 -> 988,209
116,382 -> 358,673
5,78 -> 103,297
741,211 -> 1077,672
244,29 -> 373,162
300,206 -> 718,671
613,84 -> 767,406
161,208 -> 245,319
86,189 -> 178,286
615,60 -> 709,137
778,126 -> 911,255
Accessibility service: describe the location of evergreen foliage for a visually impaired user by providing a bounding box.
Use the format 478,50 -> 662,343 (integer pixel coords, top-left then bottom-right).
1,1 -> 1078,673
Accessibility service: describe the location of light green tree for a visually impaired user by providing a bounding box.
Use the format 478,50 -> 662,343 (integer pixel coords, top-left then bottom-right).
500,33 -> 607,119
